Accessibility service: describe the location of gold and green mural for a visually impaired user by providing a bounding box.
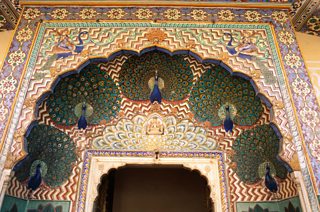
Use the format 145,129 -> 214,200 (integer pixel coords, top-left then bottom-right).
0,4 -> 319,212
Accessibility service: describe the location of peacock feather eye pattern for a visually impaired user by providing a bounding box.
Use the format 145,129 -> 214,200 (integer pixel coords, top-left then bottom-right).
119,51 -> 193,101
189,66 -> 264,126
14,124 -> 77,187
46,63 -> 121,126
231,124 -> 287,183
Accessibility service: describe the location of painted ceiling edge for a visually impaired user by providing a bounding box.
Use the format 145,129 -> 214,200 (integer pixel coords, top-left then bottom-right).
19,1 -> 292,9
290,0 -> 320,30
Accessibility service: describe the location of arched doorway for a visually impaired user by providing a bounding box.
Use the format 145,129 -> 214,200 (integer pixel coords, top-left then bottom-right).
94,165 -> 213,212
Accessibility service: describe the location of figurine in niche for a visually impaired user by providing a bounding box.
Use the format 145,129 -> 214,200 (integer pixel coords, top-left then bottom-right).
146,117 -> 164,135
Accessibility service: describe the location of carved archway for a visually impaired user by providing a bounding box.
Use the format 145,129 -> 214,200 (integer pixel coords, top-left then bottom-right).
82,151 -> 226,212
2,28 -> 300,210
93,165 -> 214,212
10,47 -> 290,166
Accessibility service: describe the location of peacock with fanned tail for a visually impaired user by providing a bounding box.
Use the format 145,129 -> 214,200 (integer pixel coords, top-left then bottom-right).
150,70 -> 162,104
78,103 -> 88,130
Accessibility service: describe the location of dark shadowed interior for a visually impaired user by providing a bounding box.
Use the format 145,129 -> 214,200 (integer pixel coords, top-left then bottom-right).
94,165 -> 213,212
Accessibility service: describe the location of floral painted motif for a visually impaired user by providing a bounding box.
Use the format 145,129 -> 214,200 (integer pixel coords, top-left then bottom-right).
278,31 -> 294,45
79,9 -> 97,19
310,142 -> 320,161
135,9 -> 153,20
145,28 -> 167,44
271,11 -> 288,23
244,11 -> 262,22
217,10 -> 234,21
189,9 -> 207,21
284,53 -> 302,69
7,50 -> 26,68
307,16 -> 320,33
292,77 -> 310,96
51,9 -> 69,19
23,8 -> 41,20
106,8 -> 126,19
16,28 -> 33,42
164,9 -> 181,20
0,74 -> 17,94
300,107 -> 319,128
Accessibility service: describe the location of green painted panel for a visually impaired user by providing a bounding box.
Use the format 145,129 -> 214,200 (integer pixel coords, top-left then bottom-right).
278,197 -> 301,211
0,196 -> 70,212
236,196 -> 301,212
26,200 -> 70,212
0,195 -> 27,212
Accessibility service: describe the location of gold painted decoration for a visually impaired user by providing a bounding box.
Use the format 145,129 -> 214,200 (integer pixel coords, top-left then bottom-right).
92,113 -> 217,151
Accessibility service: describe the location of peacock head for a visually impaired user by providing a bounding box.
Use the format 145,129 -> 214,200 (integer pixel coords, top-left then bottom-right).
225,105 -> 230,112
265,163 -> 271,173
155,70 -> 159,81
36,164 -> 42,172
81,102 -> 87,111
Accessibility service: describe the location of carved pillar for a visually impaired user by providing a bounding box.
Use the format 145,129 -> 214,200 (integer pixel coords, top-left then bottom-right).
0,169 -> 13,208
290,171 -> 312,212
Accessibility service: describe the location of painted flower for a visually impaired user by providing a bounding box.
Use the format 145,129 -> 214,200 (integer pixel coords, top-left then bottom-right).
0,103 -> 8,122
51,9 -> 69,19
164,9 -> 181,20
272,11 -> 288,23
310,142 -> 320,161
190,9 -> 207,21
8,50 -> 26,68
300,107 -> 319,127
23,8 -> 41,20
135,9 -> 153,20
145,28 -> 167,44
292,77 -> 310,96
0,15 -> 6,28
307,16 -> 320,32
278,31 -> 294,45
244,11 -> 262,22
284,53 -> 301,69
302,125 -> 314,142
107,8 -> 126,19
217,10 -> 234,21
79,9 -> 97,19
0,74 -> 17,94
16,28 -> 33,42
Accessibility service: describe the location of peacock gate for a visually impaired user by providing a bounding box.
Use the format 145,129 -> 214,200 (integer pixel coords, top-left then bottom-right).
0,2 -> 319,212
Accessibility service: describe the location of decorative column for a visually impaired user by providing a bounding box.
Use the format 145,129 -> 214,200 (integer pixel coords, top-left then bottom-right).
0,168 -> 12,207
290,171 -> 312,212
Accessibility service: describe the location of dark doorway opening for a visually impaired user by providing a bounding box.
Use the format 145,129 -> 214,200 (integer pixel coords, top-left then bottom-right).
94,165 -> 213,212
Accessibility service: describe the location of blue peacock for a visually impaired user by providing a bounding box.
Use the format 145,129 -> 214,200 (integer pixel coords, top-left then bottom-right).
224,105 -> 234,133
78,103 -> 88,130
150,70 -> 162,104
265,163 -> 278,194
27,164 -> 42,198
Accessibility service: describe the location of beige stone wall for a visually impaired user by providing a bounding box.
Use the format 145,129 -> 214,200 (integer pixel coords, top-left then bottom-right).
0,30 -> 14,68
295,32 -> 320,105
